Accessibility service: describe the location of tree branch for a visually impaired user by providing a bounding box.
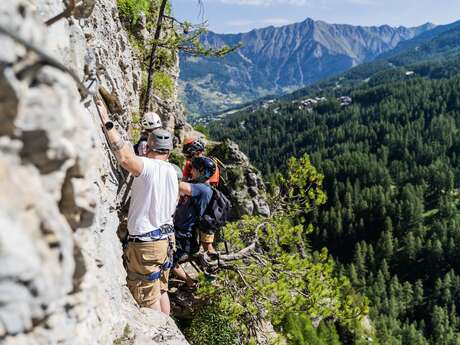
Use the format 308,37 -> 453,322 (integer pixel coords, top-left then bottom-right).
220,242 -> 256,261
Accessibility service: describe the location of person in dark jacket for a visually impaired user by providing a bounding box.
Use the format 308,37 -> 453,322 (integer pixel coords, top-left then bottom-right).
173,156 -> 216,288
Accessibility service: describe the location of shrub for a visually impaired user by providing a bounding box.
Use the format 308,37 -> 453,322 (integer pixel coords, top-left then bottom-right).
194,124 -> 209,137
117,0 -> 151,25
185,304 -> 239,345
155,48 -> 176,69
283,315 -> 341,345
153,71 -> 174,98
129,112 -> 141,143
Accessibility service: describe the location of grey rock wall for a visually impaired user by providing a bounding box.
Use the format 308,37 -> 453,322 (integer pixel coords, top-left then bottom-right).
0,1 -> 187,344
208,139 -> 270,219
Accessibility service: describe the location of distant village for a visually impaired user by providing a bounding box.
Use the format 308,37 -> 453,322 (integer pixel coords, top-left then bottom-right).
292,95 -> 352,112
192,95 -> 353,125
253,95 -> 353,113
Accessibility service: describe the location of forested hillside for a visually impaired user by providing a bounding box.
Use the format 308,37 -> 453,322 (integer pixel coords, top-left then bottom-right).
208,76 -> 460,344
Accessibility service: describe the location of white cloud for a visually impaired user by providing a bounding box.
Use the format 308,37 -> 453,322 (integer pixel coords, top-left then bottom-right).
346,0 -> 376,5
217,0 -> 311,6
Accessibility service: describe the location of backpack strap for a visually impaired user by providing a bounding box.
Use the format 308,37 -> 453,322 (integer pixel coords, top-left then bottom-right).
210,156 -> 226,170
191,185 -> 215,230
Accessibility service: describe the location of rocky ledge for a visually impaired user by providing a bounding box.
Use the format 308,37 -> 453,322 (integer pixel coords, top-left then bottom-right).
209,139 -> 270,219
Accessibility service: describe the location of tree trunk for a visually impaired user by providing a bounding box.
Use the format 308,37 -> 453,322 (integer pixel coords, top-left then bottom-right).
143,0 -> 168,113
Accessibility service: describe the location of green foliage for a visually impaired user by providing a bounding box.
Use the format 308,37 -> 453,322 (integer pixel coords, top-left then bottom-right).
155,47 -> 176,69
140,71 -> 148,108
196,155 -> 368,343
130,112 -> 141,143
155,21 -> 241,57
284,315 -> 341,345
128,32 -> 148,63
184,304 -> 239,345
117,0 -> 151,26
153,71 -> 174,98
277,154 -> 327,220
194,124 -> 209,137
131,112 -> 141,124
140,70 -> 175,107
315,99 -> 341,114
164,0 -> 172,15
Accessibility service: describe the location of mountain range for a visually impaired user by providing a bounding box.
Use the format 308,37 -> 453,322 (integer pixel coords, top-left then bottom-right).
179,18 -> 435,119
284,19 -> 460,101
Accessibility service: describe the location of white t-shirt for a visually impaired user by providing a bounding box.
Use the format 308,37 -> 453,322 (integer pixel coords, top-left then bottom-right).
127,157 -> 179,237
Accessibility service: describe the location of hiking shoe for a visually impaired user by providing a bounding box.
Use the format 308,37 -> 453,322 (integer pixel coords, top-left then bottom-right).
179,281 -> 198,293
204,271 -> 217,282
206,250 -> 219,260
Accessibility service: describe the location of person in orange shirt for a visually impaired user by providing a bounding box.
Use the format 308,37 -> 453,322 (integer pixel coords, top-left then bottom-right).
182,137 -> 220,254
182,137 -> 220,186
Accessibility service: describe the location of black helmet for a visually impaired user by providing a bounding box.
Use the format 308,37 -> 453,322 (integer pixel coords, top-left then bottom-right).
191,156 -> 216,183
183,139 -> 205,158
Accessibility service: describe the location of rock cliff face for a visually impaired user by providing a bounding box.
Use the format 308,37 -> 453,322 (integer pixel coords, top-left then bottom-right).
209,140 -> 270,219
0,1 -> 187,344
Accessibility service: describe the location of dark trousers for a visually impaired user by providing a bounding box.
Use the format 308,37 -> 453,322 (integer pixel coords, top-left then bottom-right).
173,229 -> 199,265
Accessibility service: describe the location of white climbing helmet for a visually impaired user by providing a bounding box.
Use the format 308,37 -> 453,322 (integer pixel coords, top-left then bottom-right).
141,112 -> 162,130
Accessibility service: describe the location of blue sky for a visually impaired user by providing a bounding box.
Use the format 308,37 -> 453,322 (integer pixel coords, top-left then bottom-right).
171,0 -> 460,33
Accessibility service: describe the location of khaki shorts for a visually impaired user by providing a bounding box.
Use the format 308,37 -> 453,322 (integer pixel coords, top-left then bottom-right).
125,239 -> 170,308
200,231 -> 215,244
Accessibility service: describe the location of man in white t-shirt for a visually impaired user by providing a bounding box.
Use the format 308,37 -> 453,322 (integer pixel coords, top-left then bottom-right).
97,101 -> 178,315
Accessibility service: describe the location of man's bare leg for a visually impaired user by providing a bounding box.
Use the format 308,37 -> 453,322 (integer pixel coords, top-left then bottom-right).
150,299 -> 161,312
160,292 -> 170,315
172,265 -> 195,287
200,233 -> 216,254
201,242 -> 216,253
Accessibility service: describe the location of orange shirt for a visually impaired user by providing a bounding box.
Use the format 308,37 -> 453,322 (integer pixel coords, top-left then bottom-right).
183,160 -> 220,185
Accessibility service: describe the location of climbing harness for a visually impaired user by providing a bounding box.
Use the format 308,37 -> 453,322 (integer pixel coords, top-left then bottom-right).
127,229 -> 175,282
127,261 -> 173,282
127,224 -> 175,242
